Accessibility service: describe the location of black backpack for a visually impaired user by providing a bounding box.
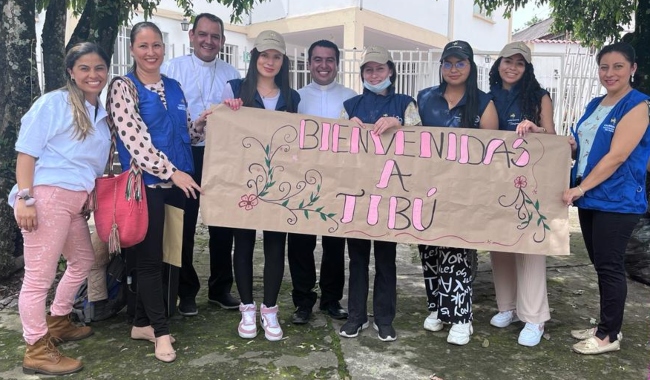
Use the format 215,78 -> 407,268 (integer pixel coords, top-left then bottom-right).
72,253 -> 127,323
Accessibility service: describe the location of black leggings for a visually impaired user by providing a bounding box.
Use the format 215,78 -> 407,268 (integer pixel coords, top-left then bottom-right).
233,230 -> 286,307
131,186 -> 185,337
578,208 -> 639,342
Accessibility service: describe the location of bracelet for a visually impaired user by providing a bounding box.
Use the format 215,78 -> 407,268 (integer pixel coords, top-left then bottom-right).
17,188 -> 36,206
577,185 -> 585,196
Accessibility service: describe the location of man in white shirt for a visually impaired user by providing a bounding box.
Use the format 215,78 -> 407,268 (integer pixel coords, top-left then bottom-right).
161,13 -> 241,316
289,40 -> 357,324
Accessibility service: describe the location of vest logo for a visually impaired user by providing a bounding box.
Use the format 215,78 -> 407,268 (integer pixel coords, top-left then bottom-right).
510,113 -> 516,118
177,103 -> 187,111
602,117 -> 617,133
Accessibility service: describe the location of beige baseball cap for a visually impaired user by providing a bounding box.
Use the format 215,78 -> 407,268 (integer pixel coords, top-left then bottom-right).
254,30 -> 286,54
360,46 -> 393,66
499,41 -> 532,63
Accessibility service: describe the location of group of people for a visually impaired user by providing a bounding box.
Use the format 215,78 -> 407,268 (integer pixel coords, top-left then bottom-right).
9,10 -> 650,375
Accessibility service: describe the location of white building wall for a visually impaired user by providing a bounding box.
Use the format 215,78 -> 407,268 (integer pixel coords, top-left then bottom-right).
450,0 -> 510,51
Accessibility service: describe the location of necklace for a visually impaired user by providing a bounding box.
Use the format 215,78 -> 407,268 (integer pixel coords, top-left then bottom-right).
190,55 -> 217,110
444,92 -> 464,108
258,86 -> 278,99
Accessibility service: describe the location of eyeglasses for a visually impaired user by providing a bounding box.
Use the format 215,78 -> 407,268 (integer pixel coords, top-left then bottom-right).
441,61 -> 468,71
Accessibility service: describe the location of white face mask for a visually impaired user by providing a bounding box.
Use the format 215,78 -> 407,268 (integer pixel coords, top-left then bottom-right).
363,77 -> 392,93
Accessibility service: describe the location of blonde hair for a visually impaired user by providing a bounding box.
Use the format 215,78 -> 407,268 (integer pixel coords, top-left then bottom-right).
65,42 -> 110,140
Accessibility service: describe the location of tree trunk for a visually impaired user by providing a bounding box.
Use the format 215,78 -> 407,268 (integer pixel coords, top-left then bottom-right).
67,0 -> 121,60
42,0 -> 67,93
65,0 -> 94,50
0,0 -> 40,277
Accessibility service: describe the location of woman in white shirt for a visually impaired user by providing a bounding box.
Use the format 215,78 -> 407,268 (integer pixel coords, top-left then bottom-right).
9,42 -> 112,376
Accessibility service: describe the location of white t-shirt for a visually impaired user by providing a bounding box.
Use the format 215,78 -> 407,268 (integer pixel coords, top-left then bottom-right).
8,90 -> 111,207
297,81 -> 357,118
161,54 -> 241,147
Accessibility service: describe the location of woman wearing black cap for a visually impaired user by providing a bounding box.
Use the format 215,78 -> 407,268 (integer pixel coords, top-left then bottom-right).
416,40 -> 498,346
487,41 -> 555,347
338,45 -> 421,342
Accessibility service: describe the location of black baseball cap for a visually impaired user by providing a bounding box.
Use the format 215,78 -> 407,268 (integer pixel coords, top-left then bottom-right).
441,40 -> 474,62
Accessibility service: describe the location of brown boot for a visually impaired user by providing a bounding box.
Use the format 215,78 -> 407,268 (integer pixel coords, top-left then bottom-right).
46,313 -> 93,344
23,333 -> 84,375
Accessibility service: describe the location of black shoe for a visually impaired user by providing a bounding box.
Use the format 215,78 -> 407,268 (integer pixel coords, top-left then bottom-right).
208,293 -> 240,310
291,307 -> 312,325
373,322 -> 397,342
178,299 -> 198,317
338,320 -> 369,338
321,301 -> 348,320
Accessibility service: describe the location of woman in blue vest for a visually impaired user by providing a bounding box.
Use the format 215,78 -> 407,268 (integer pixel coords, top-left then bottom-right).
221,30 -> 300,342
564,42 -> 650,355
416,40 -> 498,345
487,42 -> 555,347
337,46 -> 421,342
107,22 -> 209,363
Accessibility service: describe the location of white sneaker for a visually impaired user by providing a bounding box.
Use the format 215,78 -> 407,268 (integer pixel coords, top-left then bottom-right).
490,310 -> 519,328
260,303 -> 283,341
518,322 -> 544,347
423,311 -> 444,332
447,322 -> 473,345
238,302 -> 257,339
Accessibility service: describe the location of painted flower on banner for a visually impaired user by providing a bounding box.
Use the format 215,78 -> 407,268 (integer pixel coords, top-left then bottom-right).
514,175 -> 527,189
238,194 -> 259,211
240,125 -> 339,232
498,175 -> 549,243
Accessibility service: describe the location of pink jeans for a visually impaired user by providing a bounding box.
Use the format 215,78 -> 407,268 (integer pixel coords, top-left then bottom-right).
18,185 -> 95,344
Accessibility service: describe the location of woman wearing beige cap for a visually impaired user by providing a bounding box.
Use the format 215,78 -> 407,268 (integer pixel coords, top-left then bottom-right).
487,41 -> 555,347
221,29 -> 300,342
337,45 -> 421,342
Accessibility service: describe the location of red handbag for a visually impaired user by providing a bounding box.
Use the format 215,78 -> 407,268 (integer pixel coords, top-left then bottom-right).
94,132 -> 148,253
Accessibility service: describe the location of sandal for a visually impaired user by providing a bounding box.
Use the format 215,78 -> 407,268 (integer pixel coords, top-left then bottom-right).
131,326 -> 176,344
154,335 -> 176,363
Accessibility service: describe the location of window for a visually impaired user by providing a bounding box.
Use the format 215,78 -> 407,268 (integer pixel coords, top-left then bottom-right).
112,27 -> 132,78
473,4 -> 492,20
219,44 -> 237,66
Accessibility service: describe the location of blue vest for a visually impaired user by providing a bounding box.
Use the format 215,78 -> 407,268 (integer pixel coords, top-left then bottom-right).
343,88 -> 414,124
116,73 -> 194,186
228,79 -> 300,112
417,84 -> 492,128
571,89 -> 650,214
489,84 -> 548,131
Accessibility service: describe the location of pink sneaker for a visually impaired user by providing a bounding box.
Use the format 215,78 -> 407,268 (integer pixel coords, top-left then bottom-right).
260,304 -> 283,341
238,303 -> 257,339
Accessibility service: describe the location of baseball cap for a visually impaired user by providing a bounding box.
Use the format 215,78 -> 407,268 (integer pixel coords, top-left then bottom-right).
440,40 -> 474,62
254,30 -> 286,55
499,41 -> 532,63
361,46 -> 393,66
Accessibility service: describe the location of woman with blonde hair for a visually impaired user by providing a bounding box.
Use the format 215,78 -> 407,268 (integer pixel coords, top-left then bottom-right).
10,42 -> 111,375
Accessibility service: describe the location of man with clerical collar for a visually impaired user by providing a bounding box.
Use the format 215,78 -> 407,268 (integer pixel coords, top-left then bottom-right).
161,13 -> 241,316
288,40 -> 357,324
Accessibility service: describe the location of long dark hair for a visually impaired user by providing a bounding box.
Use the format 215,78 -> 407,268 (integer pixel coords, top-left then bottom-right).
489,57 -> 545,125
440,60 -> 479,128
239,48 -> 296,112
129,21 -> 163,74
